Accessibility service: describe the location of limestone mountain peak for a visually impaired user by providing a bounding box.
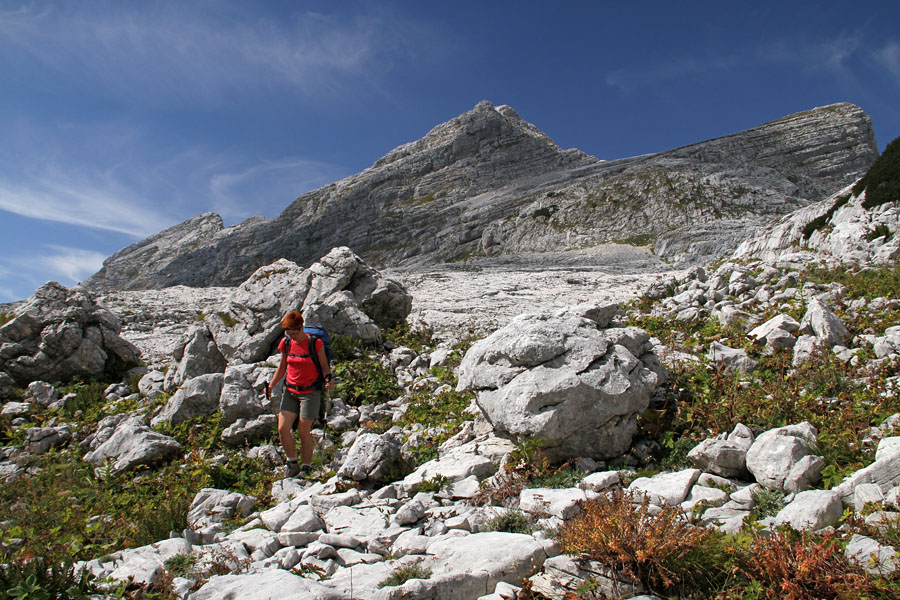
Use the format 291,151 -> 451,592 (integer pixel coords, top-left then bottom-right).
83,101 -> 878,291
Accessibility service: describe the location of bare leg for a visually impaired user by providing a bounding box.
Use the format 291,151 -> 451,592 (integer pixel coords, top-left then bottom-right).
278,411 -> 298,460
297,417 -> 316,465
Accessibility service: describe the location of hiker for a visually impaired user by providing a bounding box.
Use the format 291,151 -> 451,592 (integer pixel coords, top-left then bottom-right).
267,311 -> 334,477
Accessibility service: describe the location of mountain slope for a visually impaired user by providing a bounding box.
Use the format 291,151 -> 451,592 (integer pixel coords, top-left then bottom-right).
84,101 -> 878,290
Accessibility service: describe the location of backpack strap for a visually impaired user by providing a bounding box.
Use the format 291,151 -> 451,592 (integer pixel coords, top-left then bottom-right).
307,335 -> 325,386
284,334 -> 313,359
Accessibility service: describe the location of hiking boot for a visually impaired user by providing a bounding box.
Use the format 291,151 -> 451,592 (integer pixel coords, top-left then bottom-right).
284,461 -> 301,478
299,464 -> 313,477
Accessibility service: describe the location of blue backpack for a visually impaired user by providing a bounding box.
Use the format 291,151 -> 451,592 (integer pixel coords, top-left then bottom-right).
282,326 -> 333,392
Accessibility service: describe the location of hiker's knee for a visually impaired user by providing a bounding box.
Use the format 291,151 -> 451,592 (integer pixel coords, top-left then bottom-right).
278,412 -> 296,435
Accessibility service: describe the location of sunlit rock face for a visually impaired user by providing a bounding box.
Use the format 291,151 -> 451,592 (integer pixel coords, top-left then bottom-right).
84,101 -> 877,291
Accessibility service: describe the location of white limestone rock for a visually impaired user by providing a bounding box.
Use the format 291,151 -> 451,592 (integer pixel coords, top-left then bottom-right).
82,417 -> 181,475
834,453 -> 900,503
627,468 -> 701,506
579,470 -> 620,492
687,423 -> 754,478
681,485 -> 730,515
163,324 -> 226,393
707,342 -> 757,374
0,282 -> 140,385
783,454 -> 825,493
338,431 -> 405,484
401,443 -> 497,493
798,297 -> 850,347
24,425 -> 71,454
218,364 -> 270,427
773,489 -> 843,531
24,381 -> 59,407
186,488 -> 257,531
151,373 -> 224,428
519,488 -> 588,520
845,534 -> 899,576
280,505 -> 326,534
853,483 -> 886,511
876,436 -> 900,461
745,422 -> 818,491
190,569 -> 341,600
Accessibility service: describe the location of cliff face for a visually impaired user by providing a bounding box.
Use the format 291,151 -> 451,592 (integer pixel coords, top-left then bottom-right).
83,101 -> 878,290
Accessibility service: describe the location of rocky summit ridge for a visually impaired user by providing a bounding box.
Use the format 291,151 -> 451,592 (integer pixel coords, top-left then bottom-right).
83,100 -> 877,291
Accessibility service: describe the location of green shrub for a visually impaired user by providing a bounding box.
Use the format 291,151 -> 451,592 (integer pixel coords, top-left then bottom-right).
531,205 -> 558,219
384,322 -> 433,353
528,466 -> 585,489
801,193 -> 851,240
377,562 -> 432,588
0,312 -> 11,327
333,358 -> 400,407
483,510 -> 533,534
748,487 -> 786,521
330,335 -> 370,363
856,136 -> 900,209
163,552 -> 197,579
866,223 -> 893,242
217,312 -> 239,328
0,447 -> 276,568
60,379 -> 113,423
0,557 -> 99,600
417,474 -> 449,493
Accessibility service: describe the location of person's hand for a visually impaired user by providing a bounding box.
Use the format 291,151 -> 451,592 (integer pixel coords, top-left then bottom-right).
325,374 -> 335,390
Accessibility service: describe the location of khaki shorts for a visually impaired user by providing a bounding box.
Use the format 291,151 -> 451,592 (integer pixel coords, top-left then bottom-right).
280,389 -> 322,421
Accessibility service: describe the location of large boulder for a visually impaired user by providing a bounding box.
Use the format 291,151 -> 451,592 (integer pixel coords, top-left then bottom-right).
151,373 -> 224,428
218,364 -> 271,427
0,282 -> 140,385
687,423 -> 754,478
187,487 -> 257,531
457,306 -> 665,461
798,297 -> 850,347
745,422 -> 818,491
338,431 -> 405,483
83,417 -> 182,475
206,247 -> 412,365
163,324 -> 226,392
773,489 -> 843,531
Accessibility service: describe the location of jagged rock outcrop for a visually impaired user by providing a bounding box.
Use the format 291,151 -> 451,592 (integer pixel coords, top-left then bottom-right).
734,184 -> 900,266
0,281 -> 141,387
85,213 -> 226,290
82,416 -> 182,475
84,101 -> 877,291
165,247 -> 410,388
734,135 -> 899,266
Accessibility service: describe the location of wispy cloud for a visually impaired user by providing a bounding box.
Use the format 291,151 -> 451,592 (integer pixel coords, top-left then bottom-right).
0,245 -> 107,300
31,245 -> 108,283
0,4 -> 426,106
874,41 -> 900,83
0,170 -> 172,237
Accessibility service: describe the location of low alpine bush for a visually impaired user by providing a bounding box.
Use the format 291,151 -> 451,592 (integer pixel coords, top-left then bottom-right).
557,489 -> 730,596
377,562 -> 432,588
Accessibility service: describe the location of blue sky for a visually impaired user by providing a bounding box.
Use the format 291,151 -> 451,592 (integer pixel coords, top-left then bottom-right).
1,1 -> 899,302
